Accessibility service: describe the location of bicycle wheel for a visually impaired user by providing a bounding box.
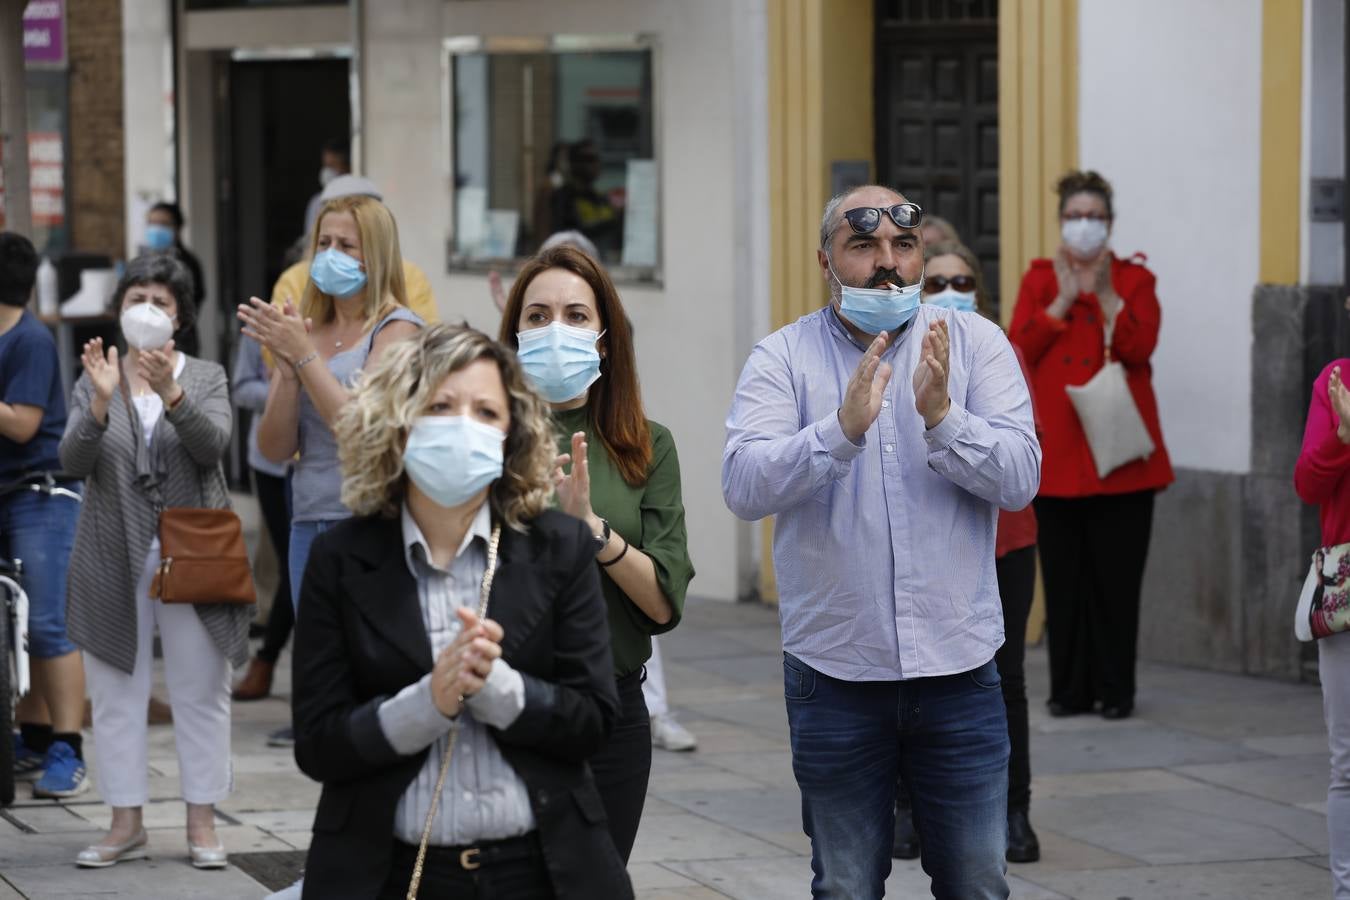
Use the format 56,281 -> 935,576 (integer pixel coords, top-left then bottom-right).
0,597 -> 14,806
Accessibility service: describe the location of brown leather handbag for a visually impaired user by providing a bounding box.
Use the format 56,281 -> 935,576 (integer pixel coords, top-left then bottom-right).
149,508 -> 257,605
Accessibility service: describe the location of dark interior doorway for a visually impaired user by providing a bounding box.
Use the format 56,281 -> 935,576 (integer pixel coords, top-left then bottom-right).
216,57 -> 350,339
214,56 -> 350,484
875,0 -> 999,310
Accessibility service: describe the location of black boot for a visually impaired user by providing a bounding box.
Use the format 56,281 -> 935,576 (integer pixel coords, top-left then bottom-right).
891,802 -> 920,860
1006,808 -> 1040,863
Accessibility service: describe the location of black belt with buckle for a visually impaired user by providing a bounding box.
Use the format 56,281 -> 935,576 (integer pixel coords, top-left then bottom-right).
400,832 -> 542,872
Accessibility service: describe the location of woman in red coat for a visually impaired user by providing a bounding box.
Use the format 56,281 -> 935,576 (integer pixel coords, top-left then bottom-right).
1010,170 -> 1173,721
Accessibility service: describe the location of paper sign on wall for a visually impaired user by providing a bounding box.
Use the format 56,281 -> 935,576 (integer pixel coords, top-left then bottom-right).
621,159 -> 657,269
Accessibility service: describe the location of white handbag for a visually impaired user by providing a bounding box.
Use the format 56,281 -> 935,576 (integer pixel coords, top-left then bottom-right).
1064,312 -> 1155,479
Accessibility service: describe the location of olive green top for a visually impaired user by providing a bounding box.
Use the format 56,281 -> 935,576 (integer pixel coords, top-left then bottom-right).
552,404 -> 694,678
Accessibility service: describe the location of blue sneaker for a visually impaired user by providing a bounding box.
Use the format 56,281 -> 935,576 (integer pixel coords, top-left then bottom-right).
32,741 -> 88,799
13,734 -> 44,781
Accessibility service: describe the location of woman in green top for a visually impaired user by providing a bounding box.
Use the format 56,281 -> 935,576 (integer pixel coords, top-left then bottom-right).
499,245 -> 694,862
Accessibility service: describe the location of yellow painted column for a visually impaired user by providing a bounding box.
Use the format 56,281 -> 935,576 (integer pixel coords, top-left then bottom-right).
998,0 -> 1078,642
1260,0 -> 1303,284
761,0 -> 874,603
998,0 -> 1078,329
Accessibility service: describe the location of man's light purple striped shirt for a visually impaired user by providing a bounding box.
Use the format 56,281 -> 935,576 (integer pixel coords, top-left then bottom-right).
722,304 -> 1041,681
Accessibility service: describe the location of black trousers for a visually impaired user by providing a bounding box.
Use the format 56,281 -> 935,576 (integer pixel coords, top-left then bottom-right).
994,545 -> 1036,812
898,545 -> 1039,815
589,669 -> 651,863
253,470 -> 294,664
1034,491 -> 1156,712
376,835 -> 555,900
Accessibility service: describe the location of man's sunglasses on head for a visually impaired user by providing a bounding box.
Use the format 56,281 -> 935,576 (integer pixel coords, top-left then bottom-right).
842,203 -> 925,235
924,275 -> 976,294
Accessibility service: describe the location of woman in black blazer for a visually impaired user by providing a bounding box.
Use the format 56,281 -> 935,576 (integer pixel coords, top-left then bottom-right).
291,324 -> 632,900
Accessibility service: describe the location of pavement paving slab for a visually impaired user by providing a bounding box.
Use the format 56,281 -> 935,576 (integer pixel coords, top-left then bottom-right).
0,596 -> 1336,899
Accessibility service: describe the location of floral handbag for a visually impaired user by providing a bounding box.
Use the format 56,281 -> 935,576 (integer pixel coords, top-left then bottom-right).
1295,543 -> 1350,642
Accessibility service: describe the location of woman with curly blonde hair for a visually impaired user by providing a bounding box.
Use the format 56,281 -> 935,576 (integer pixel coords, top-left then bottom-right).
292,324 -> 631,900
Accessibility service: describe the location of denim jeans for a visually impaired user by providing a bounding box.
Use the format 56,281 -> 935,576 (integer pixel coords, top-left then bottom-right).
784,652 -> 1010,900
0,487 -> 81,658
289,519 -> 338,614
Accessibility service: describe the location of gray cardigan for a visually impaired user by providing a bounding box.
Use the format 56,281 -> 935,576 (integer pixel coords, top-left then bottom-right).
59,355 -> 251,675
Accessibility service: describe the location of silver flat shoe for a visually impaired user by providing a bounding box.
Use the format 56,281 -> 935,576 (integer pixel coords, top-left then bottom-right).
75,829 -> 149,868
189,842 -> 228,870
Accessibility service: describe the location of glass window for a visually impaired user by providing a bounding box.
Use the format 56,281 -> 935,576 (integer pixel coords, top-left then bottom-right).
447,36 -> 658,278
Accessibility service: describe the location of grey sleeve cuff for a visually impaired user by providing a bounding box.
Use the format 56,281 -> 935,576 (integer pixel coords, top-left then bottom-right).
464,659 -> 525,730
376,673 -> 454,755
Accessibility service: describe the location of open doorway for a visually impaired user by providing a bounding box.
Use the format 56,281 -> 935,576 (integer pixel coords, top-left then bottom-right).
215,57 -> 350,341
213,56 -> 350,484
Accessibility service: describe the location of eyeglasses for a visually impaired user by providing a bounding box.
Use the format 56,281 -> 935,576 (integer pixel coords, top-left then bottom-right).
923,275 -> 976,294
841,203 -> 925,235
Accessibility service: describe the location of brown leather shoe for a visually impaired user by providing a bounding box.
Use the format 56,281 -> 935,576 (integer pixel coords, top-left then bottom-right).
148,696 -> 174,724
231,657 -> 275,701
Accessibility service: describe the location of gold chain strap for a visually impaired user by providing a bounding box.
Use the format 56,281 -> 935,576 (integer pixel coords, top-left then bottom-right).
406,522 -> 502,900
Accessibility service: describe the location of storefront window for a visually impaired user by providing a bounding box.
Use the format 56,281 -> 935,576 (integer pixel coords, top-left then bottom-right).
446,35 -> 658,278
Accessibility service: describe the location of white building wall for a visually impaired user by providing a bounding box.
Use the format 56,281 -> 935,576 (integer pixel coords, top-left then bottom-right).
363,0 -> 767,601
1078,0 -> 1263,474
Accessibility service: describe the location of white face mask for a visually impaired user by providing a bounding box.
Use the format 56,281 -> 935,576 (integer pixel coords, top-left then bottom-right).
120,302 -> 175,350
318,166 -> 339,188
1061,218 -> 1109,258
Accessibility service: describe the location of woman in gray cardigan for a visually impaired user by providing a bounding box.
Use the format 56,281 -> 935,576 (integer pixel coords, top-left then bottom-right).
59,255 -> 250,871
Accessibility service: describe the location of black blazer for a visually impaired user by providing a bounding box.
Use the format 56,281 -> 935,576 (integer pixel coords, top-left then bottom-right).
292,509 -> 633,900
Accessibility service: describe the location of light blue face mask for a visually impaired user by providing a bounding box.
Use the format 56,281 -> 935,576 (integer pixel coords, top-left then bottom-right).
403,416 -> 505,509
924,287 -> 977,313
310,248 -> 368,298
145,224 -> 175,251
516,322 -> 606,404
828,256 -> 923,336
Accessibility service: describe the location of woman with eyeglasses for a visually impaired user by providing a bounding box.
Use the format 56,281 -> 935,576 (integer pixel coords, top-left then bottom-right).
1009,170 -> 1173,723
498,245 -> 694,863
918,239 -> 1043,863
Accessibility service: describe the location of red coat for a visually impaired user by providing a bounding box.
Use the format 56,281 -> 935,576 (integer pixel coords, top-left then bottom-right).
996,343 -> 1038,557
1009,253 -> 1174,498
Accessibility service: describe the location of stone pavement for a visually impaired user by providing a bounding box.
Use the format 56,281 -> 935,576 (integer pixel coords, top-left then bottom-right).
0,596 -> 1336,898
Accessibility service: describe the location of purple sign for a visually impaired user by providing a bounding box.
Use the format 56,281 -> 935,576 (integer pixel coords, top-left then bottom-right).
23,0 -> 65,68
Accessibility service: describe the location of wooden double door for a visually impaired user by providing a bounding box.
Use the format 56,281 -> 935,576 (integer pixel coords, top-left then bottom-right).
875,0 -> 1000,310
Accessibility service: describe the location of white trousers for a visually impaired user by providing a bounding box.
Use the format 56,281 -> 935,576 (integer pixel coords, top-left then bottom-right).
642,636 -> 669,717
1323,634 -> 1350,899
84,544 -> 233,808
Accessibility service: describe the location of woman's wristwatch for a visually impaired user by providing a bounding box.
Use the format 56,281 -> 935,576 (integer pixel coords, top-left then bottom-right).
592,518 -> 611,553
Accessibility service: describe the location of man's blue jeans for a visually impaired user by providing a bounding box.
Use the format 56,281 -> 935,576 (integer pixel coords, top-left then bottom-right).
784,652 -> 1010,899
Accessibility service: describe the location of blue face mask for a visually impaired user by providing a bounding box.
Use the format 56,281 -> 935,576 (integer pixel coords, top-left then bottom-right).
829,257 -> 923,335
403,416 -> 505,509
145,224 -> 175,251
310,248 -> 368,298
924,287 -> 977,313
515,322 -> 605,404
